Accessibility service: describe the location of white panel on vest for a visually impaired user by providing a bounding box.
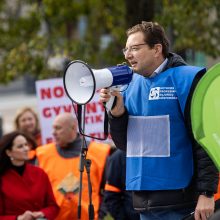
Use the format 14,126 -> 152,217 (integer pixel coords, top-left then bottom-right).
127,115 -> 170,157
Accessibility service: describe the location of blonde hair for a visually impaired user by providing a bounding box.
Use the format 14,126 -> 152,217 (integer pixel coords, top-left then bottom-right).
14,107 -> 40,131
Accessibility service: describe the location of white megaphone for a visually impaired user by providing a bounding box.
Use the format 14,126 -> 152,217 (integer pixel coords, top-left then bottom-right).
63,60 -> 133,109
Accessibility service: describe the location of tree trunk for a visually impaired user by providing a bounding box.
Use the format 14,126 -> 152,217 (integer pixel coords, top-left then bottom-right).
125,0 -> 155,28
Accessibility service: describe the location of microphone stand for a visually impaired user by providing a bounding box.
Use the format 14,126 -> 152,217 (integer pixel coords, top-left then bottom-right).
77,104 -> 94,220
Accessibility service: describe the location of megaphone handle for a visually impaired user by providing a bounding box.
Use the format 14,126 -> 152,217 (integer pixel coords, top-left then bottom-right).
105,95 -> 117,111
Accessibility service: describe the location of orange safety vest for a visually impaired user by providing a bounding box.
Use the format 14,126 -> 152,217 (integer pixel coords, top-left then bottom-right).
105,183 -> 122,193
35,132 -> 42,146
214,174 -> 220,201
36,141 -> 110,220
28,150 -> 36,160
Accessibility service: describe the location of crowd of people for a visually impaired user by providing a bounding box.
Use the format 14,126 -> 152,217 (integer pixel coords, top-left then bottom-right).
0,108 -> 134,220
0,20 -> 220,220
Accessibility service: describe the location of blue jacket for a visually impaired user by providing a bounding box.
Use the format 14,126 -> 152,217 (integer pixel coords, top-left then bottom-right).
108,53 -> 218,210
124,66 -> 205,190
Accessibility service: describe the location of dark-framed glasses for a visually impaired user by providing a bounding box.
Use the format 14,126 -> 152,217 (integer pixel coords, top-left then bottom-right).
122,43 -> 147,55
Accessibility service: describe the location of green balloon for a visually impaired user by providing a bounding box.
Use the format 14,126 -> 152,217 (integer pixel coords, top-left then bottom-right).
191,63 -> 220,170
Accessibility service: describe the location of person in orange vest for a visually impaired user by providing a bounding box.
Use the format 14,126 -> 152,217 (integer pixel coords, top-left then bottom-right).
214,176 -> 220,201
36,112 -> 110,220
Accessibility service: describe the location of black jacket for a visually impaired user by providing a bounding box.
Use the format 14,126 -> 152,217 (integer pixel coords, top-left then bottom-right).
102,149 -> 139,220
108,53 -> 218,211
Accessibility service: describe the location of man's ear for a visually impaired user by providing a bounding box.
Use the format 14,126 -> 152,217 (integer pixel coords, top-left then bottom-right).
154,44 -> 162,57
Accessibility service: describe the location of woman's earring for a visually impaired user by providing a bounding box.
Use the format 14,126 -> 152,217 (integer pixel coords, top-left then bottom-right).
10,157 -> 14,161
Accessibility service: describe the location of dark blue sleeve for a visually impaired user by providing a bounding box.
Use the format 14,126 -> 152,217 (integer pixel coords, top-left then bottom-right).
108,109 -> 128,151
103,150 -> 139,220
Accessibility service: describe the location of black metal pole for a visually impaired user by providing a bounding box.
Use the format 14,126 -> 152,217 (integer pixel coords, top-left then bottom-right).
0,114 -> 3,138
77,104 -> 94,220
85,159 -> 94,220
77,143 -> 86,219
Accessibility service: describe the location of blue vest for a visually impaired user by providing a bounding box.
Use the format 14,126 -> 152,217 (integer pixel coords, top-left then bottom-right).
124,66 -> 206,190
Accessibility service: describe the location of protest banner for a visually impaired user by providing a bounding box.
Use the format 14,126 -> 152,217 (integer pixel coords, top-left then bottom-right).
36,78 -> 111,144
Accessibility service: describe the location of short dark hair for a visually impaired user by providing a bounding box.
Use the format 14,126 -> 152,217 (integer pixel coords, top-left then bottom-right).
0,131 -> 36,176
126,21 -> 170,58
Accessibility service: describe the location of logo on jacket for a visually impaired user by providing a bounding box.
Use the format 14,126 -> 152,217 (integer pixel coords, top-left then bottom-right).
57,172 -> 80,195
149,87 -> 177,100
149,87 -> 160,100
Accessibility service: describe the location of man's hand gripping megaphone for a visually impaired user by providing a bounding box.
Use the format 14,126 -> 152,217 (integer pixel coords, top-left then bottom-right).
100,87 -> 126,116
100,63 -> 132,116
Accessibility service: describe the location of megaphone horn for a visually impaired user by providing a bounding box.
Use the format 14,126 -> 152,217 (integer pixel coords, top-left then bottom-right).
63,60 -> 133,105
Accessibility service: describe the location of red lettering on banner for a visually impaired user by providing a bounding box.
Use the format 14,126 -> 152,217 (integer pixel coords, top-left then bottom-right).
86,115 -> 94,123
86,102 -> 105,113
86,103 -> 97,113
54,86 -> 64,98
63,105 -> 72,112
89,132 -> 106,141
85,114 -> 103,124
53,106 -> 61,115
95,115 -> 102,123
43,108 -> 52,118
40,86 -> 65,100
41,88 -> 51,99
42,105 -> 74,118
97,102 -> 105,112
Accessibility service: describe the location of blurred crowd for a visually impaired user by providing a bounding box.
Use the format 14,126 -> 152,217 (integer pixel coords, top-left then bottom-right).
0,103 -> 219,220
0,106 -> 138,220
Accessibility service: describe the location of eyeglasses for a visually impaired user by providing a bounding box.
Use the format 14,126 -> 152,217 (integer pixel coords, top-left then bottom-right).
122,43 -> 147,55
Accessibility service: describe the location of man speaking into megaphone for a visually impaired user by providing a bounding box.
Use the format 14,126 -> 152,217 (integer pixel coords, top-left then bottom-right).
99,21 -> 218,220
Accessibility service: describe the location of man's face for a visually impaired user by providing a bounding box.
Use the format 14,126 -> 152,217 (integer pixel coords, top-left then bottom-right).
124,31 -> 158,77
52,117 -> 76,147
